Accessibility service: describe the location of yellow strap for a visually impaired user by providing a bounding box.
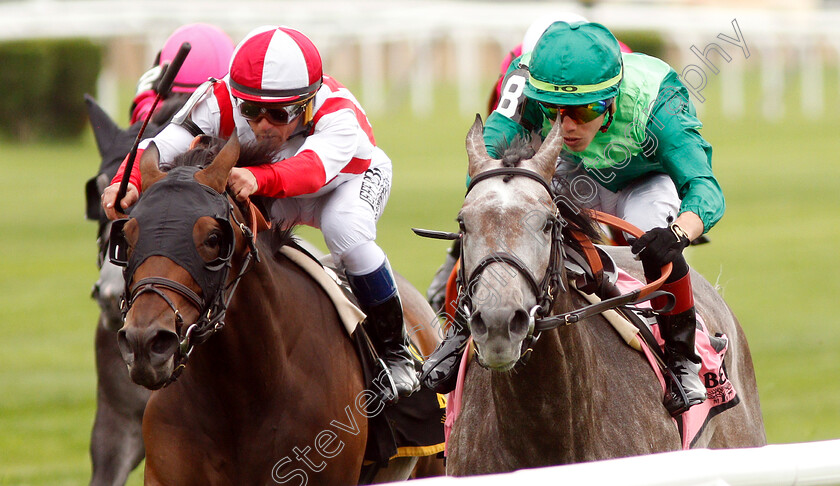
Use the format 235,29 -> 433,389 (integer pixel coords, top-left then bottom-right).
393,443 -> 446,458
529,67 -> 622,94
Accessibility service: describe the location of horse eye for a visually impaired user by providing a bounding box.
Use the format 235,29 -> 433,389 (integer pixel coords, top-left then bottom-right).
543,219 -> 553,233
206,232 -> 222,249
458,218 -> 467,233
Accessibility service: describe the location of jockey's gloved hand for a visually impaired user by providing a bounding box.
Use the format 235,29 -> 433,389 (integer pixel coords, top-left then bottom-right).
631,224 -> 691,269
135,64 -> 164,97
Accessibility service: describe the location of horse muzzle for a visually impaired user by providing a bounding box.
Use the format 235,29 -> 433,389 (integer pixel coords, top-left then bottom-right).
117,325 -> 179,389
469,305 -> 533,372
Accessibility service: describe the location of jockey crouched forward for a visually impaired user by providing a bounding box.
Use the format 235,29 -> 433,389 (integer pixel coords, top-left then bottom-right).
102,25 -> 420,398
423,21 -> 724,417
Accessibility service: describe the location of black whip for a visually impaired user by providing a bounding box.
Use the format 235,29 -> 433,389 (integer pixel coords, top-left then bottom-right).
114,42 -> 191,212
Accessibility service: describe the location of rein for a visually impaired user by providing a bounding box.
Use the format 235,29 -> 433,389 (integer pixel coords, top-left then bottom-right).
534,212 -> 673,329
122,197 -> 265,386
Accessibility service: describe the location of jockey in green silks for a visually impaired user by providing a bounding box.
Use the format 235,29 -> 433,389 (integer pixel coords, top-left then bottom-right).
422,21 -> 724,417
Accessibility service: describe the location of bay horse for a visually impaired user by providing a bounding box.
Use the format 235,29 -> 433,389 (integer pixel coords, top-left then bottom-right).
445,116 -> 766,475
112,135 -> 439,484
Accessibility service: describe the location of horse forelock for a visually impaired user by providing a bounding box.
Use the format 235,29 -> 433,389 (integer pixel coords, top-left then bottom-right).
476,134 -> 602,258
498,135 -> 536,169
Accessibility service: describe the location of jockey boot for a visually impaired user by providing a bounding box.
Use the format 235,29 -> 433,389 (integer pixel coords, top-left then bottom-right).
655,271 -> 706,416
419,319 -> 470,394
348,261 -> 420,399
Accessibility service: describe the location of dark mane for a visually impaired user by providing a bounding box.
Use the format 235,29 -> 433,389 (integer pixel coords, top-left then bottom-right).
172,137 -> 297,251
171,136 -> 281,169
497,134 -> 603,244
265,225 -> 298,255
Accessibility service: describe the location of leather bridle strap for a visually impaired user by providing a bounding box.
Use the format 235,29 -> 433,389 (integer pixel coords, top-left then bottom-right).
463,166 -> 564,316
467,251 -> 543,303
466,167 -> 554,196
535,289 -> 674,330
129,277 -> 204,314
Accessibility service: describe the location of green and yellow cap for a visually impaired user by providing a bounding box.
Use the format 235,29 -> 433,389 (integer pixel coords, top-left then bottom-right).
524,21 -> 623,106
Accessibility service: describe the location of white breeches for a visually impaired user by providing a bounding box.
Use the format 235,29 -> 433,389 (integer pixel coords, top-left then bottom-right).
587,173 -> 680,232
266,162 -> 393,276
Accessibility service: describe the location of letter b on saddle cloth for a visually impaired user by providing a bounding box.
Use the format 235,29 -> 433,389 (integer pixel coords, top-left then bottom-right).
443,230 -> 739,449
277,245 -> 445,465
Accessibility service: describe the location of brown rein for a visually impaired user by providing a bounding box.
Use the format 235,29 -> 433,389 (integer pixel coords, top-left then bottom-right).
532,210 -> 674,331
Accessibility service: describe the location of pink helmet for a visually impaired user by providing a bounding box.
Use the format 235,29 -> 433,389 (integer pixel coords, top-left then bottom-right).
228,26 -> 323,103
160,23 -> 235,93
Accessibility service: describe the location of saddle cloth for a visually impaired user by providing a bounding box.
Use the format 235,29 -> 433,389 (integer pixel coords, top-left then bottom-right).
443,268 -> 739,452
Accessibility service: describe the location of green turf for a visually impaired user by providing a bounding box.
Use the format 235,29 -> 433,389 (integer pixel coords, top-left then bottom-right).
1,72 -> 839,484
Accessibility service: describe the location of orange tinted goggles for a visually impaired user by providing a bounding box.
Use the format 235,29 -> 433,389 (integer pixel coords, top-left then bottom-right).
540,99 -> 613,124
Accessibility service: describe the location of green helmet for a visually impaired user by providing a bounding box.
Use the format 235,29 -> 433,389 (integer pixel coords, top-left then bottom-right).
524,21 -> 623,106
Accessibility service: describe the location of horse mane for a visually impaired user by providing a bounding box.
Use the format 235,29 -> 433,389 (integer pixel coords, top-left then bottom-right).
171,137 -> 298,251
171,136 -> 281,169
498,135 -> 603,245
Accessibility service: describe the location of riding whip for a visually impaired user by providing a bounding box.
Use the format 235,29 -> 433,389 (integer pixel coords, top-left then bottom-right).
114,42 -> 192,212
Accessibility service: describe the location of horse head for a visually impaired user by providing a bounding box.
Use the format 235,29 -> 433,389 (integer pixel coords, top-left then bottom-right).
459,115 -> 568,371
113,135 -> 244,389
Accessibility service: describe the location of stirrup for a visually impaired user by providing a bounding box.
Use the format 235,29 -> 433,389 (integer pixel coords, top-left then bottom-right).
663,368 -> 706,416
373,357 -> 399,405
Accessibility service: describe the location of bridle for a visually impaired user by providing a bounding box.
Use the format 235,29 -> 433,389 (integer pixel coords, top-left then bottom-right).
113,194 -> 264,386
415,166 -> 674,366
455,167 -> 570,362
459,167 -> 565,335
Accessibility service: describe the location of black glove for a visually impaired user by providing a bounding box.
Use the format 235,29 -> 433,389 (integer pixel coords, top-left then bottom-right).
631,224 -> 691,269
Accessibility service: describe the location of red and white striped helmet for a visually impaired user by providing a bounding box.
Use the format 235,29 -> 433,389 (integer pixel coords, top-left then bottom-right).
229,26 -> 323,103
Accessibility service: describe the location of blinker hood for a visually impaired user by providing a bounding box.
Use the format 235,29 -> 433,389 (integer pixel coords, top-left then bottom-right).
117,166 -> 234,305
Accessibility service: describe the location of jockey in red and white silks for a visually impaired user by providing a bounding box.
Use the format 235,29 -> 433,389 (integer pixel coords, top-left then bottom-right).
105,25 -> 420,398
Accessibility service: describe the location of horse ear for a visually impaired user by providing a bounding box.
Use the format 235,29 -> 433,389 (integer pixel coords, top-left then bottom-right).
196,133 -> 240,193
139,143 -> 166,191
466,114 -> 495,178
528,118 -> 563,182
85,94 -> 121,158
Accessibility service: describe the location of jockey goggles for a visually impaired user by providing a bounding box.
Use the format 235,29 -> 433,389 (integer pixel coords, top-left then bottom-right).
539,98 -> 613,124
238,99 -> 308,125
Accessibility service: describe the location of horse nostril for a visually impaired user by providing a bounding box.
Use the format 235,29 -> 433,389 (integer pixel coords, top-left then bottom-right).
470,311 -> 487,338
150,330 -> 179,357
509,308 -> 531,338
117,329 -> 134,364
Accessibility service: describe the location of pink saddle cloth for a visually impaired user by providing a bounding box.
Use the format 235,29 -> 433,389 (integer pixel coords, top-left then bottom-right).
444,268 -> 739,453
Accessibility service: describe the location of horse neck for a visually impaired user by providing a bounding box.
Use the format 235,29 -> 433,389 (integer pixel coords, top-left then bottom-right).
187,251 -> 305,387
489,288 -> 602,428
